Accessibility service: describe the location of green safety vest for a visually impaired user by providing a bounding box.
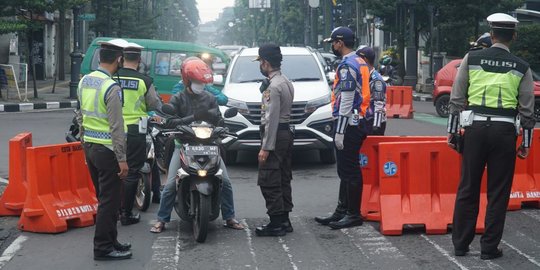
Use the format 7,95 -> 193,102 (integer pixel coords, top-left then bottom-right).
116,69 -> 148,125
467,47 -> 529,115
78,70 -> 122,145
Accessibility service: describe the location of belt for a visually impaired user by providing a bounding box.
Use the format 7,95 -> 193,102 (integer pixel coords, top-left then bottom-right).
473,115 -> 514,124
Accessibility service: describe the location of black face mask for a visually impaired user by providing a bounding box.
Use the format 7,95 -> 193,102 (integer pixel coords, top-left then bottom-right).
259,64 -> 268,77
332,46 -> 341,57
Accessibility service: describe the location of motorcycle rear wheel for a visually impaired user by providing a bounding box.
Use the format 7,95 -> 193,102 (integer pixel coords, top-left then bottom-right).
193,192 -> 211,243
135,172 -> 152,211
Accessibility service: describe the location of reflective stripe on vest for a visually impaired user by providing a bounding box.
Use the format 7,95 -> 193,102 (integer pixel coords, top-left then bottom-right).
331,56 -> 371,116
78,70 -> 118,145
117,76 -> 148,125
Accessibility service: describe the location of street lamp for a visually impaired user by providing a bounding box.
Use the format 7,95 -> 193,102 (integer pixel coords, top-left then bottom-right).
69,5 -> 83,99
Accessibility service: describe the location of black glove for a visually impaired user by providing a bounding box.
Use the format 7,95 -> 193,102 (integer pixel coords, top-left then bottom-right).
163,118 -> 184,129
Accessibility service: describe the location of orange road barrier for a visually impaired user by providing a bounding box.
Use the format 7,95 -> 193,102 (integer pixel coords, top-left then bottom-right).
0,133 -> 33,216
18,142 -> 97,233
386,86 -> 414,119
378,141 -> 486,235
508,129 -> 540,210
360,136 -> 446,221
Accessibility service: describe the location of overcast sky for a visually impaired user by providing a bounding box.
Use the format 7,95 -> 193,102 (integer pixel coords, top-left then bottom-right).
197,0 -> 235,23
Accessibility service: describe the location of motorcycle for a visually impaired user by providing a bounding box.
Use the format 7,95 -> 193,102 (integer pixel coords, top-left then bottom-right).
65,111 -> 163,211
161,104 -> 237,243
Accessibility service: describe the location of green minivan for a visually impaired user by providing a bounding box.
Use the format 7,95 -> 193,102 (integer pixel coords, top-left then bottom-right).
81,37 -> 230,102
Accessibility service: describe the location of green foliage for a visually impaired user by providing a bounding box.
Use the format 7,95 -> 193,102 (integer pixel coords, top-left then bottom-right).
513,24 -> 540,71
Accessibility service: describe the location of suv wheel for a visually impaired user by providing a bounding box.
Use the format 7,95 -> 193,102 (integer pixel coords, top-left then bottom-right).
320,149 -> 336,164
435,94 -> 450,118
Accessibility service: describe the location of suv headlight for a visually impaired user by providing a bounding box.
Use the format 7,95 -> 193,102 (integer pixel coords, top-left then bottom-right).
227,98 -> 249,114
305,94 -> 331,113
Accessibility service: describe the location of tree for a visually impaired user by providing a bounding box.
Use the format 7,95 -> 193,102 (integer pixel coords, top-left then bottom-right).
513,24 -> 540,72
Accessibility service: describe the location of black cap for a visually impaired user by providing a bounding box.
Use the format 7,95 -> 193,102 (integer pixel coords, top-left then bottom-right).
356,46 -> 375,65
254,44 -> 282,62
324,27 -> 355,43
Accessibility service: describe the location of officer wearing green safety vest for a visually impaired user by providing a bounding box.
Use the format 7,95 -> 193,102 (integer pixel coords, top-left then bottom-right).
114,41 -> 161,226
76,39 -> 132,261
447,13 -> 535,261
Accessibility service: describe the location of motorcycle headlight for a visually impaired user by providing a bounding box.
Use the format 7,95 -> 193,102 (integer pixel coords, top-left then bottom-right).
305,94 -> 331,113
193,126 -> 213,139
227,98 -> 249,114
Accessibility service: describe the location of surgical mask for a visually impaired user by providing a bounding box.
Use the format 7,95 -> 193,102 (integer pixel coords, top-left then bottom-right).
190,82 -> 205,95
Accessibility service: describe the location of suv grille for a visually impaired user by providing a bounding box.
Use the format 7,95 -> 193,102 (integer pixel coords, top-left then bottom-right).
242,102 -> 312,125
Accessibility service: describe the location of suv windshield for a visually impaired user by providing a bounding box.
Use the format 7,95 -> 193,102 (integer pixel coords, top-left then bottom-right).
230,55 -> 322,83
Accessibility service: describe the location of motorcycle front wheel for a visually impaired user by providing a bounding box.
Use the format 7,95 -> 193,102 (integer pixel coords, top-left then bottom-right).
135,172 -> 152,211
193,192 -> 211,243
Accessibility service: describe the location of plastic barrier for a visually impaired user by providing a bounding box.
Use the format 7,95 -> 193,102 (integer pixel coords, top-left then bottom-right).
359,136 -> 446,221
385,86 -> 414,119
18,142 -> 97,233
508,128 -> 540,210
0,133 -> 32,216
378,141 -> 487,235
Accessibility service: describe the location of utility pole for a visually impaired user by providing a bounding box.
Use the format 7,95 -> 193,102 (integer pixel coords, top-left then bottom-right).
403,0 -> 417,89
69,5 -> 83,99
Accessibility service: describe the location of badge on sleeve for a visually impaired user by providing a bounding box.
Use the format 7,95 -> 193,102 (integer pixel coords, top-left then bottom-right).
374,80 -> 383,92
340,68 -> 349,80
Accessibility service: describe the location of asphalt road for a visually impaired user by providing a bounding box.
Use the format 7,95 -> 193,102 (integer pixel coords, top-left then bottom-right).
1,102 -> 540,270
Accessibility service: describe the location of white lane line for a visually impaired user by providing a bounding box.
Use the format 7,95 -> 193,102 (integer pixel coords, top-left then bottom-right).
0,235 -> 28,269
0,177 -> 8,184
501,240 -> 540,267
241,219 -> 259,270
278,238 -> 298,270
174,223 -> 181,267
420,234 -> 469,270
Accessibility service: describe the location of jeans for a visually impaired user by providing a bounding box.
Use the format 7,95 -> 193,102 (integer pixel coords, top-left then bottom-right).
156,147 -> 236,222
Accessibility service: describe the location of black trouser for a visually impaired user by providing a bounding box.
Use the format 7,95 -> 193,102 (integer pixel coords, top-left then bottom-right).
123,124 -> 146,213
258,127 -> 294,216
83,142 -> 122,256
335,121 -> 367,216
452,121 -> 517,254
366,119 -> 386,135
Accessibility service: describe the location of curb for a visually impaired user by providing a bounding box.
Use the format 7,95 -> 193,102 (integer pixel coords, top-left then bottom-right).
0,101 -> 77,113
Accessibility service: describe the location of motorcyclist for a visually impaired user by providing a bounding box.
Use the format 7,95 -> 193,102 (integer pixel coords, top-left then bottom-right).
470,32 -> 492,51
150,57 -> 244,233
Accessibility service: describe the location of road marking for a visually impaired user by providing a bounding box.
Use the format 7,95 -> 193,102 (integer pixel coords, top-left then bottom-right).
414,112 -> 448,126
0,235 -> 28,269
420,234 -> 469,270
0,178 -> 7,184
278,238 -> 298,270
501,240 -> 540,267
241,219 -> 259,270
149,222 -> 182,270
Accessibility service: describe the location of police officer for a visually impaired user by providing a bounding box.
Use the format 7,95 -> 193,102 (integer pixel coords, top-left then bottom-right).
254,44 -> 295,237
315,27 -> 371,229
448,13 -> 535,260
115,41 -> 162,225
357,46 -> 387,135
76,39 -> 132,260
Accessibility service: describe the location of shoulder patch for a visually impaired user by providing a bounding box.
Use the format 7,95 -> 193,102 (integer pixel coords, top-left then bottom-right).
374,80 -> 384,91
339,68 -> 349,80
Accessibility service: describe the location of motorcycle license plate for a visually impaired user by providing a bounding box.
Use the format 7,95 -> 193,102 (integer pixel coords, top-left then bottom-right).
185,145 -> 219,156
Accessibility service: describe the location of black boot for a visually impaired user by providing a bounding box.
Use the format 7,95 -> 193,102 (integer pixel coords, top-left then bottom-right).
283,212 -> 293,233
256,214 -> 286,237
120,180 -> 140,226
315,181 -> 347,225
329,181 -> 363,229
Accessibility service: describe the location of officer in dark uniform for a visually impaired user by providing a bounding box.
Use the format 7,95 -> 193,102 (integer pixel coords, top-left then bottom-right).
254,44 -> 295,237
76,39 -> 132,260
115,41 -> 161,225
356,46 -> 387,135
447,13 -> 535,260
315,27 -> 371,229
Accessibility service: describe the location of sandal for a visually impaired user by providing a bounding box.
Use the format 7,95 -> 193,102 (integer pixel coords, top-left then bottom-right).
224,219 -> 244,230
150,221 -> 165,233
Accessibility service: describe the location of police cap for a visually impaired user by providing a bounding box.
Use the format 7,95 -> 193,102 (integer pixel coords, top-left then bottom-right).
98,38 -> 129,52
356,46 -> 375,65
124,42 -> 144,54
487,13 -> 519,30
254,44 -> 282,62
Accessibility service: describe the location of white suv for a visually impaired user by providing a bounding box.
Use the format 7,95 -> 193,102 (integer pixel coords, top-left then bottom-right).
220,47 -> 335,164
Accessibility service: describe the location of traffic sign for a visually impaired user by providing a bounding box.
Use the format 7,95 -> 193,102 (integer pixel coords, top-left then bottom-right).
79,13 -> 96,21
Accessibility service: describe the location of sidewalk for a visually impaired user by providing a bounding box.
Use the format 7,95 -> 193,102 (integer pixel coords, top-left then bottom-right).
0,77 -> 77,113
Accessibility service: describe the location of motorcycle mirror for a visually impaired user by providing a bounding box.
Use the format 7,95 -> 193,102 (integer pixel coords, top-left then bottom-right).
224,107 -> 238,118
162,104 -> 176,116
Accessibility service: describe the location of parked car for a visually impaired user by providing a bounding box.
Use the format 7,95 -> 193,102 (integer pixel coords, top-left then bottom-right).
216,45 -> 247,58
220,47 -> 336,164
81,38 -> 230,102
432,59 -> 540,120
